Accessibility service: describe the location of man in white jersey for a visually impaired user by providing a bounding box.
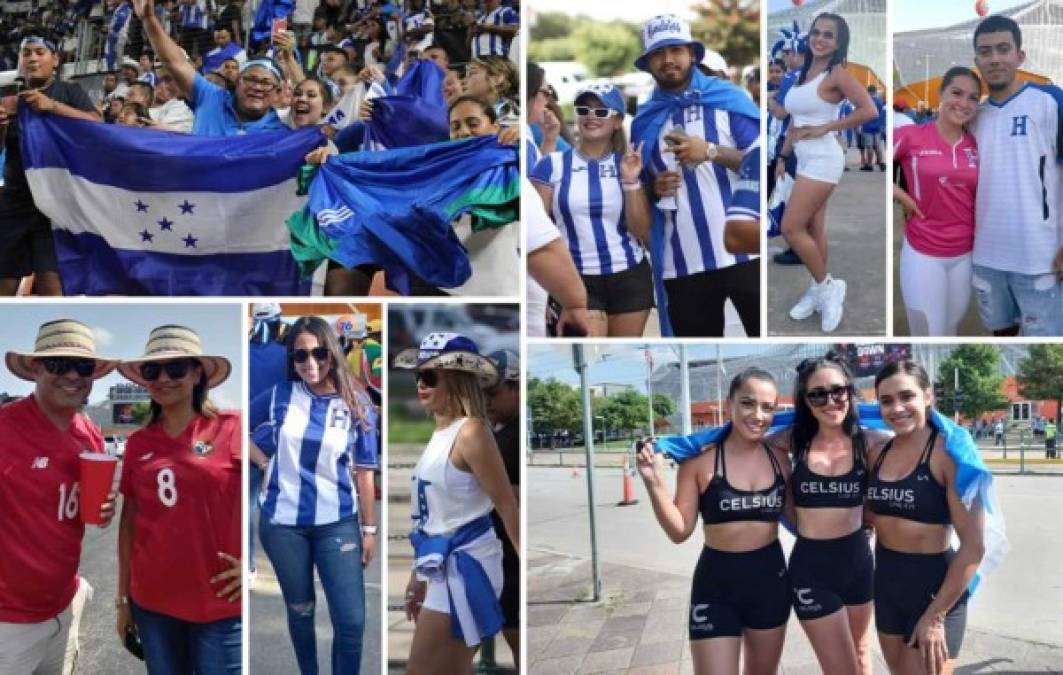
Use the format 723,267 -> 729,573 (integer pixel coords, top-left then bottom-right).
470,0 -> 518,58
970,15 -> 1063,336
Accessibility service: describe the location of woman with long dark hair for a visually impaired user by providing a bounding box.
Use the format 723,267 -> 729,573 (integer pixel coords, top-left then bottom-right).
894,67 -> 982,336
777,12 -> 877,333
766,354 -> 887,674
638,368 -> 791,674
116,325 -> 241,672
395,332 -> 519,675
870,360 -> 985,675
250,316 -> 378,674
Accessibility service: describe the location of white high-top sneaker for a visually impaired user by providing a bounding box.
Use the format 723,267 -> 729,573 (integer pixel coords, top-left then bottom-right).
789,281 -> 820,321
819,276 -> 847,332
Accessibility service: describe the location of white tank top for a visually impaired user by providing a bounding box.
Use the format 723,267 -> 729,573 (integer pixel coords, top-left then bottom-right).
411,417 -> 495,535
784,71 -> 840,128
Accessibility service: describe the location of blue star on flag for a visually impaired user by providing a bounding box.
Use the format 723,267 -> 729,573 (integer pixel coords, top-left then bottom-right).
183,233 -> 198,248
158,217 -> 174,231
140,229 -> 154,242
134,200 -> 149,212
178,200 -> 196,215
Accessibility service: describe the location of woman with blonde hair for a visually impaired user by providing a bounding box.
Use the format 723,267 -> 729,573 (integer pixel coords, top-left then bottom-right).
394,332 -> 519,675
116,325 -> 242,672
462,55 -> 518,126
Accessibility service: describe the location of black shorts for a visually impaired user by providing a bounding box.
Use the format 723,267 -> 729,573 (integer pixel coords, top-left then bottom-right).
664,260 -> 760,337
0,192 -> 58,279
500,537 -> 519,629
789,529 -> 874,620
874,544 -> 968,658
689,540 -> 790,640
582,257 -> 654,314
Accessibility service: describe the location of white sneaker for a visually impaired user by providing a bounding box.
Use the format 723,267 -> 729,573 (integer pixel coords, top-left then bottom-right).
789,282 -> 819,321
819,277 -> 847,332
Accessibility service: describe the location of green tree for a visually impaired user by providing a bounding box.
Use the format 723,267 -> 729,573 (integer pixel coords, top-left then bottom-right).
528,378 -> 582,435
691,0 -> 761,70
652,394 -> 676,422
130,402 -> 153,425
935,345 -> 1008,418
527,36 -> 578,65
1017,345 -> 1063,425
530,11 -> 577,42
571,21 -> 642,77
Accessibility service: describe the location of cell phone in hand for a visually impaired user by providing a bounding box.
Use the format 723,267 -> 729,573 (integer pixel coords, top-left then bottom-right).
664,127 -> 688,146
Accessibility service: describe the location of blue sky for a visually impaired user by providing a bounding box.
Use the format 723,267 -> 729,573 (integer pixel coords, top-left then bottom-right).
768,0 -> 1029,32
528,343 -> 771,392
0,304 -> 243,410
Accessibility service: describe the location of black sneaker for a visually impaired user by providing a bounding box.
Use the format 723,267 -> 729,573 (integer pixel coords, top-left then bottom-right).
860,166 -> 873,172
878,162 -> 887,171
773,248 -> 803,265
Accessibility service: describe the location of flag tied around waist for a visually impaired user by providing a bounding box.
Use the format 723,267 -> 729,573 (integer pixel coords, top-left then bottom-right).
287,135 -> 519,294
19,107 -> 323,296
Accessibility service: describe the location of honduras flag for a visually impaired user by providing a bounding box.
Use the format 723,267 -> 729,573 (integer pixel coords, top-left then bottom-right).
19,107 -> 323,295
287,135 -> 519,294
363,60 -> 449,150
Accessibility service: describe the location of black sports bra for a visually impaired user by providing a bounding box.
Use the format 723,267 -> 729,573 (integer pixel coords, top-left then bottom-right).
791,441 -> 866,509
700,438 -> 786,525
867,428 -> 951,525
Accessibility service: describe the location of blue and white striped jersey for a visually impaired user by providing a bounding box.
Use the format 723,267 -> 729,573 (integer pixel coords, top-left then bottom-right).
641,103 -> 759,279
404,10 -> 434,52
728,142 -> 760,223
471,6 -> 518,58
178,2 -> 208,30
970,83 -> 1063,274
251,380 -> 379,527
530,150 -> 645,276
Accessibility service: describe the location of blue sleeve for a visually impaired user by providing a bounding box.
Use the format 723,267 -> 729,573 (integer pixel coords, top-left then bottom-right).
503,7 -> 519,24
728,146 -> 760,220
335,121 -> 366,153
351,397 -> 379,468
525,137 -> 539,172
729,110 -> 759,150
189,72 -> 226,112
250,386 -> 280,457
556,135 -> 572,152
1035,83 -> 1063,161
529,154 -> 554,185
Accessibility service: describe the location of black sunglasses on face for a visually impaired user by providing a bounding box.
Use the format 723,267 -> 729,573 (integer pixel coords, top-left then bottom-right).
291,347 -> 330,364
139,359 -> 197,382
806,385 -> 850,408
40,357 -> 96,378
416,370 -> 438,388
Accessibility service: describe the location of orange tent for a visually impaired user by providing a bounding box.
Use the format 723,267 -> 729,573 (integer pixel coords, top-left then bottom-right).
895,69 -> 1052,110
845,62 -> 885,92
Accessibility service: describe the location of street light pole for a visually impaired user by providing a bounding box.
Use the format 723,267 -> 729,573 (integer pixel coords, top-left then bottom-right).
572,345 -> 601,601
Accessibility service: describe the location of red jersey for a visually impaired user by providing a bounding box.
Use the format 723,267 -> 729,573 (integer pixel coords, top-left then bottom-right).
120,411 -> 242,623
0,396 -> 103,623
894,122 -> 978,257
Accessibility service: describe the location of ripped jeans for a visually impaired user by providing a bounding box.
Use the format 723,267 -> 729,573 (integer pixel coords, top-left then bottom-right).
971,264 -> 1061,336
259,514 -> 365,675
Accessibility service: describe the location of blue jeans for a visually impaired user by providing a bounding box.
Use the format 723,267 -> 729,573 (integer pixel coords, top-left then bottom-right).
259,515 -> 365,675
249,464 -> 262,571
971,264 -> 1062,335
131,602 -> 241,675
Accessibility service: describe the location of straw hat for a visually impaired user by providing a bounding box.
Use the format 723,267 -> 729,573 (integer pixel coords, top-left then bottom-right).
118,325 -> 231,388
393,332 -> 498,387
5,319 -> 119,381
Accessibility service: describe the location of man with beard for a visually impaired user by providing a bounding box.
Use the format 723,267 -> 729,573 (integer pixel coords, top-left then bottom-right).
630,14 -> 760,337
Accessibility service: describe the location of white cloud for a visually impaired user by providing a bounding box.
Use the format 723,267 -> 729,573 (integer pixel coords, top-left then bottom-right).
92,326 -> 115,348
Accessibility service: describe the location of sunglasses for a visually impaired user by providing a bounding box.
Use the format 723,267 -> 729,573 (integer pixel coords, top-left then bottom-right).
40,357 -> 96,378
416,370 -> 438,388
291,347 -> 330,364
809,28 -> 835,40
139,359 -> 197,382
806,385 -> 850,408
575,106 -> 617,119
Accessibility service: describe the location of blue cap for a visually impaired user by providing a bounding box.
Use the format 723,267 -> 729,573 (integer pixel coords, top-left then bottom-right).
574,84 -> 626,116
634,14 -> 706,73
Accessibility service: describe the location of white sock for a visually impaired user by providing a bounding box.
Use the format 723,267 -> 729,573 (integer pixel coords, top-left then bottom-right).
817,275 -> 832,289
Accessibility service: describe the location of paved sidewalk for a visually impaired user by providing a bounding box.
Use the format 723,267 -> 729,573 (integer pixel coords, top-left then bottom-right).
529,548 -> 1063,675
768,147 -> 888,336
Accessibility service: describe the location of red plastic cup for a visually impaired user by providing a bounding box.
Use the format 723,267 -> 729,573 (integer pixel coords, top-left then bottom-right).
80,452 -> 118,525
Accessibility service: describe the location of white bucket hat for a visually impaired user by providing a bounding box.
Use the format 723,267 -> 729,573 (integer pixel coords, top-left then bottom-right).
5,319 -> 119,381
118,325 -> 231,389
635,14 -> 706,73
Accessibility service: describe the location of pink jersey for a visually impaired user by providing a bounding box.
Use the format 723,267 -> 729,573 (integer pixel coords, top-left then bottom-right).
120,411 -> 241,623
0,396 -> 103,623
894,123 -> 978,257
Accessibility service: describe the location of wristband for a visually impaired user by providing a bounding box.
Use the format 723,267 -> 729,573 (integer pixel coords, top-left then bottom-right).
361,525 -> 377,535
621,181 -> 641,192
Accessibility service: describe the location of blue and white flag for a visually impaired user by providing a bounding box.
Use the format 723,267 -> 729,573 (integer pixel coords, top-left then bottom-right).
19,107 -> 322,296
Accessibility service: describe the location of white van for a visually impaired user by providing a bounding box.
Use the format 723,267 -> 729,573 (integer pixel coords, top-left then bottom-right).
540,61 -> 594,105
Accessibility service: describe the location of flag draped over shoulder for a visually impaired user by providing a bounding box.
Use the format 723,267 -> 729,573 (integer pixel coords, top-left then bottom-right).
19,107 -> 322,296
654,402 -> 1007,595
287,135 -> 519,294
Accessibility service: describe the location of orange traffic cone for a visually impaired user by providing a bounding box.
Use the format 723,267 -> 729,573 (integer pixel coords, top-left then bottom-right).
617,454 -> 638,506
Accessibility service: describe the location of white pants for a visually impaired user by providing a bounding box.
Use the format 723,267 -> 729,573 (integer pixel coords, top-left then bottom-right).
0,578 -> 92,675
899,238 -> 972,336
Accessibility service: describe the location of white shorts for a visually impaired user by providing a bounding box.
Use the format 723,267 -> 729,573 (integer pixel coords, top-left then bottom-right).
422,531 -> 503,615
795,137 -> 845,184
0,577 -> 91,675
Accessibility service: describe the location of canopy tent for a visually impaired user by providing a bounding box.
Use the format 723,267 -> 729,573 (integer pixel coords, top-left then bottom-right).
895,68 -> 1051,109
894,0 -> 1063,97
768,0 -> 887,87
846,62 -> 885,91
